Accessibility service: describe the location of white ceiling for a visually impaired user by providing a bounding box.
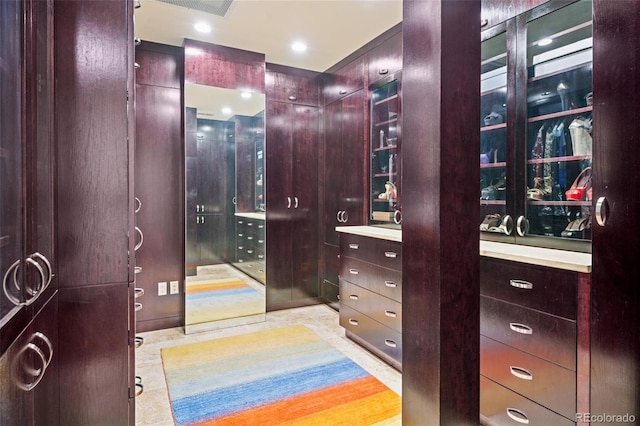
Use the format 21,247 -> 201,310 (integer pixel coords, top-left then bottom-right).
134,0 -> 403,72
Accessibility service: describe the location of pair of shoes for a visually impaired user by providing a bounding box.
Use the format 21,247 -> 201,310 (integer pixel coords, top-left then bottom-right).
566,167 -> 592,201
561,216 -> 591,238
480,214 -> 512,235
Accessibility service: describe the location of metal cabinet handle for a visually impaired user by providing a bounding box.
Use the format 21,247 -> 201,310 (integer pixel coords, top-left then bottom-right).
135,197 -> 142,213
349,269 -> 359,275
135,266 -> 142,274
384,251 -> 397,258
379,68 -> 389,75
341,211 -> 348,223
287,197 -> 292,209
31,252 -> 53,291
202,216 -> 205,224
336,211 -> 342,222
384,310 -> 397,318
3,259 -> 22,305
349,243 -> 359,250
393,209 -> 402,224
500,214 -> 514,236
595,196 -> 608,226
24,257 -> 46,305
384,281 -> 397,288
135,288 -> 145,298
339,89 -> 347,95
384,339 -> 397,348
509,366 -> 533,381
32,332 -> 54,367
506,408 -> 529,424
16,342 -> 48,391
349,294 -> 359,300
135,336 -> 144,348
509,322 -> 533,335
516,216 -> 529,237
294,196 -> 299,209
135,376 -> 144,397
348,318 -> 358,326
134,226 -> 144,251
510,279 -> 533,290
135,302 -> 143,312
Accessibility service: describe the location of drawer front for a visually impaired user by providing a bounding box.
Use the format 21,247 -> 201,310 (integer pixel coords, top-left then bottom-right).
481,296 -> 577,370
340,280 -> 401,333
340,257 -> 402,302
340,304 -> 402,365
481,336 -> 576,420
481,376 -> 575,426
480,258 -> 578,319
340,234 -> 402,270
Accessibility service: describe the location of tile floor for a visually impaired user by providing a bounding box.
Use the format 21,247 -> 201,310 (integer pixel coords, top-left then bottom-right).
135,304 -> 403,425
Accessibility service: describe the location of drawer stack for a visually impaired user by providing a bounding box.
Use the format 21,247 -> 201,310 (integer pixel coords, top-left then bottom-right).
480,258 -> 579,425
235,217 -> 266,283
338,233 -> 402,370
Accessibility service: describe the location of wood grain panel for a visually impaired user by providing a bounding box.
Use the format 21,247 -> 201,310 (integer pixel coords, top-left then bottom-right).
481,0 -> 550,29
402,1 -> 480,423
266,63 -> 320,106
591,0 -> 640,419
366,31 -> 403,87
323,56 -> 365,105
54,0 -> 129,287
58,284 -> 129,426
135,42 -> 182,89
184,39 -> 265,92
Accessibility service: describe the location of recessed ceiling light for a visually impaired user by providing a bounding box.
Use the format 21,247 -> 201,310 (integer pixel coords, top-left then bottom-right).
291,41 -> 307,53
194,22 -> 212,33
222,107 -> 232,115
241,92 -> 252,99
538,38 -> 553,46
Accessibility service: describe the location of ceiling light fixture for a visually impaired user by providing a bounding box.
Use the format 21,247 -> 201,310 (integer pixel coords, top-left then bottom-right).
194,22 -> 212,33
291,41 -> 307,53
241,92 -> 252,99
538,38 -> 553,46
222,107 -> 232,115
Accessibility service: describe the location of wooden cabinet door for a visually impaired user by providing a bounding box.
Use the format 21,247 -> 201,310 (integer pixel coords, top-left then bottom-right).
340,90 -> 366,228
291,105 -> 319,299
323,100 -> 343,246
367,31 -> 402,86
266,101 -> 294,305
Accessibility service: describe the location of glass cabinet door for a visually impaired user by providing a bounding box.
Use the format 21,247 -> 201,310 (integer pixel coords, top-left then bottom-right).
480,30 -> 511,238
523,0 -> 592,245
370,76 -> 401,225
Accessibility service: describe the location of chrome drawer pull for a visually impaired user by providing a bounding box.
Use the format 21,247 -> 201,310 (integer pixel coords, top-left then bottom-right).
134,288 -> 144,298
384,310 -> 397,318
509,279 -> 533,290
349,269 -> 359,275
349,243 -> 359,249
135,302 -> 142,312
509,322 -> 533,335
348,318 -> 359,326
385,281 -> 397,288
258,254 -> 264,259
509,366 -> 533,381
247,236 -> 253,240
135,336 -> 144,348
384,339 -> 397,348
258,239 -> 264,244
349,295 -> 359,300
384,251 -> 397,258
506,408 -> 529,424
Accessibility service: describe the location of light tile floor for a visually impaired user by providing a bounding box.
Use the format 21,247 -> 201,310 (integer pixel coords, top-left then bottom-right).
134,304 -> 402,425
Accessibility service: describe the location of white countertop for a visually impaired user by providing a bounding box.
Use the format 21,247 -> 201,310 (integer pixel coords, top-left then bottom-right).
335,225 -> 592,273
235,212 -> 265,220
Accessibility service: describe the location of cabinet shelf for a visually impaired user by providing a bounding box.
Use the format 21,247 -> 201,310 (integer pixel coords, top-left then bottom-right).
480,162 -> 507,169
528,106 -> 592,123
373,145 -> 398,152
374,94 -> 399,106
527,154 -> 591,165
480,200 -> 506,206
481,123 -> 507,132
374,172 -> 398,178
527,200 -> 591,207
374,117 -> 398,128
528,60 -> 592,83
373,198 -> 398,203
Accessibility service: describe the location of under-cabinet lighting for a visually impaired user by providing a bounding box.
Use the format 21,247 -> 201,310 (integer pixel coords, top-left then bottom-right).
538,38 -> 553,46
194,22 -> 212,33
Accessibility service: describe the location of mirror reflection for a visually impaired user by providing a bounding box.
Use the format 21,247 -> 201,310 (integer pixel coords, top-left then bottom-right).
184,83 -> 266,334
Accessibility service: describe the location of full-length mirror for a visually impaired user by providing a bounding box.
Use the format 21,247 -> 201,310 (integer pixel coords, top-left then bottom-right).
184,83 -> 266,334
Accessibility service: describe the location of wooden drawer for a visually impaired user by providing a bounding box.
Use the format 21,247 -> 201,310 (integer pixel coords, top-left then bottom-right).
339,257 -> 402,302
340,233 -> 402,271
480,258 -> 578,319
481,296 -> 576,370
340,304 -> 402,365
481,336 -> 576,420
340,280 -> 401,333
481,376 -> 575,426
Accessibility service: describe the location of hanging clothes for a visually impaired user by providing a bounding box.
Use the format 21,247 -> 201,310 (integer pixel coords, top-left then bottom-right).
569,116 -> 592,156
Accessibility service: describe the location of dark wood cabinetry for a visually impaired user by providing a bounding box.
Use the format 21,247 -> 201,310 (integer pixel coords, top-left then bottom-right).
366,31 -> 402,87
323,56 -> 365,105
234,216 -> 266,284
338,232 -> 402,370
265,100 -> 320,309
479,257 -> 588,425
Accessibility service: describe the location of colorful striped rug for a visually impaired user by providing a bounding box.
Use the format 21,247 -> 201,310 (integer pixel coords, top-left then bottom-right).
161,325 -> 401,425
185,278 -> 264,326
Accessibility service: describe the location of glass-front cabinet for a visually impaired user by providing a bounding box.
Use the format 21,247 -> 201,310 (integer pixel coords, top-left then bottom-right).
480,0 -> 592,252
370,74 -> 401,225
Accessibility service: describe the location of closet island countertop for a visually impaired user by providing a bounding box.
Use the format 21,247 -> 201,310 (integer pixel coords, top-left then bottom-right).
235,212 -> 265,220
336,226 -> 592,273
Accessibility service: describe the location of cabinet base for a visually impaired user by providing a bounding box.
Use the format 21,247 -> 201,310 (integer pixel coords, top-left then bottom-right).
345,329 -> 402,372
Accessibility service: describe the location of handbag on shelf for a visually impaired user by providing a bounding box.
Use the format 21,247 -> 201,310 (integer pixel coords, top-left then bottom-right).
565,167 -> 592,201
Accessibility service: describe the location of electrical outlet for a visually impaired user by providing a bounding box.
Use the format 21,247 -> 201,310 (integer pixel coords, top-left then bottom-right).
170,280 -> 179,295
158,281 -> 167,296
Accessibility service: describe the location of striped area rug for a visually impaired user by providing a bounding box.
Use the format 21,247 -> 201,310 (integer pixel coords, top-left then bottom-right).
161,325 -> 401,425
185,278 -> 264,325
